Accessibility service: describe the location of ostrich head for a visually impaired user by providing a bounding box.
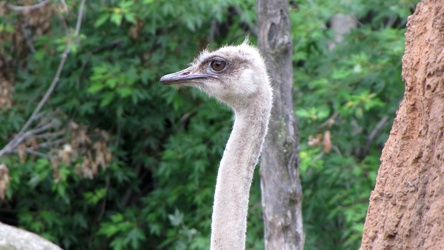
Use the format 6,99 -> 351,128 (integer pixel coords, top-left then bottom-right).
160,42 -> 272,112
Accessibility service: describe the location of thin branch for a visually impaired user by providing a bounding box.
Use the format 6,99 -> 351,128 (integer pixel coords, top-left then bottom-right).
35,130 -> 66,140
311,151 -> 325,163
209,20 -> 218,43
28,120 -> 61,135
0,0 -> 87,158
331,144 -> 343,157
8,0 -> 50,12
233,7 -> 258,36
0,119 -> 61,158
97,178 -> 110,221
19,148 -> 50,158
36,113 -> 55,128
0,133 -> 28,157
16,47 -> 70,139
75,0 -> 86,37
19,22 -> 36,53
319,112 -> 338,128
39,138 -> 66,149
363,115 -> 389,155
59,0 -> 68,12
20,0 -> 86,137
55,8 -> 70,36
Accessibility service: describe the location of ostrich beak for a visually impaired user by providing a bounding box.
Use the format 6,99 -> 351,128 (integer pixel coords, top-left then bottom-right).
160,67 -> 216,85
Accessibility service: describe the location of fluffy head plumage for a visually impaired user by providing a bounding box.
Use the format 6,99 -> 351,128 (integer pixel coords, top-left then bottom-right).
160,42 -> 271,112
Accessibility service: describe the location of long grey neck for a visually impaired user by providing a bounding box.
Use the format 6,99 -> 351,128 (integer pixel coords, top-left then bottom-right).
210,102 -> 270,250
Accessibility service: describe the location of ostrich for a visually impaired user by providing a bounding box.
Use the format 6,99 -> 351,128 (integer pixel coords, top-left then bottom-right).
160,41 -> 272,250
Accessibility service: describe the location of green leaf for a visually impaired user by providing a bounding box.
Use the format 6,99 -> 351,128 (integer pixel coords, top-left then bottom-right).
116,87 -> 133,98
124,13 -> 136,24
110,12 -> 123,26
125,227 -> 146,249
87,83 -> 104,93
168,209 -> 184,227
84,188 -> 107,205
100,92 -> 115,107
95,13 -> 110,27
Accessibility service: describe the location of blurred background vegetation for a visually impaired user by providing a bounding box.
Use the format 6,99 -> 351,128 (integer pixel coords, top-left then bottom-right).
0,0 -> 418,249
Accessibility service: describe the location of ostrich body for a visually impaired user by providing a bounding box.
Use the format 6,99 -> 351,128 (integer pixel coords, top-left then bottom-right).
160,41 -> 272,250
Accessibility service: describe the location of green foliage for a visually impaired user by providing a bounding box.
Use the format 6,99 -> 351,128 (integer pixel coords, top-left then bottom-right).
95,1 -> 137,27
0,0 -> 418,249
1,0 -> 258,249
293,0 -> 417,249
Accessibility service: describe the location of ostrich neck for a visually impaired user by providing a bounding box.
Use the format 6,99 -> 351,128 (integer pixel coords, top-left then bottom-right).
210,102 -> 270,250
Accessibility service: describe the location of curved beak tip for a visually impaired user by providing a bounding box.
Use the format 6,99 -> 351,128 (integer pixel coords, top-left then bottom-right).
159,74 -> 173,85
160,69 -> 214,85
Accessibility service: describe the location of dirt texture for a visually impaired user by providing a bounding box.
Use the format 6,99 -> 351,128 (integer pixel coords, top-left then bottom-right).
360,1 -> 444,249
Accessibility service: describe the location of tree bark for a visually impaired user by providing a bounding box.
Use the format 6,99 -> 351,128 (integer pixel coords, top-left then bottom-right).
0,222 -> 62,250
361,0 -> 444,249
257,0 -> 304,249
328,14 -> 357,51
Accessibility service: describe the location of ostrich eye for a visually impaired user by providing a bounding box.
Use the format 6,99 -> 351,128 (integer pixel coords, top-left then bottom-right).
210,60 -> 227,72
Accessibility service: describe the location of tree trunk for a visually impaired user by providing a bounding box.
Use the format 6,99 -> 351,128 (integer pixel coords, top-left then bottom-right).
257,0 -> 304,249
328,14 -> 357,51
361,0 -> 444,249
